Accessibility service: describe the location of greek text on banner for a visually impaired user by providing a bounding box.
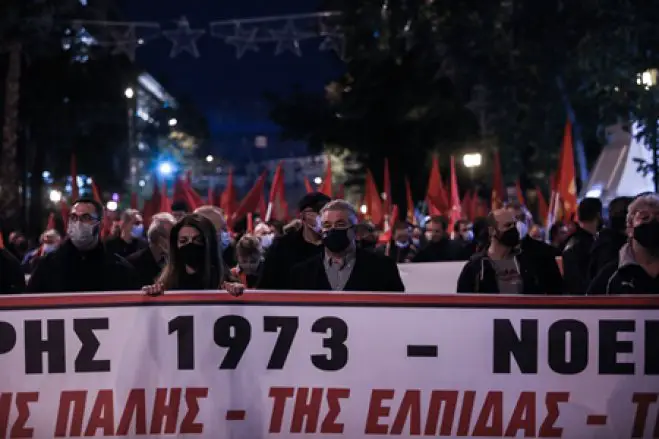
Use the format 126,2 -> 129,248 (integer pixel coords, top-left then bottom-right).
0,292 -> 657,438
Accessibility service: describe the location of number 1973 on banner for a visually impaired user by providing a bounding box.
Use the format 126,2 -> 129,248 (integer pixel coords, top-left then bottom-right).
168,315 -> 348,372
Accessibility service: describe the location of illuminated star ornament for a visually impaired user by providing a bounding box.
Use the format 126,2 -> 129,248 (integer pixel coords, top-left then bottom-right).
319,26 -> 346,60
226,26 -> 260,59
111,25 -> 139,61
270,20 -> 309,57
163,16 -> 205,58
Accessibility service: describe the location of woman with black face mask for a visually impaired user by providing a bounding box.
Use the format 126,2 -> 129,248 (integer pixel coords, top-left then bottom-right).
143,214 -> 244,296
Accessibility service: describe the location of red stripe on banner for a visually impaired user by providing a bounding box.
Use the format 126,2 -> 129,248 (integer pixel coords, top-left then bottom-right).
0,293 -> 658,308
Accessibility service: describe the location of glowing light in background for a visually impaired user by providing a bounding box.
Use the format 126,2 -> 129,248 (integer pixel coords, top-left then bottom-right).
49,190 -> 62,203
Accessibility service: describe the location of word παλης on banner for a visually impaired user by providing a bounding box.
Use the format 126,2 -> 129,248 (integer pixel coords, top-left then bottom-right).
0,292 -> 657,438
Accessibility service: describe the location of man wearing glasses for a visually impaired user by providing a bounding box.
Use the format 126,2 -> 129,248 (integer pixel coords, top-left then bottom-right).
27,198 -> 140,293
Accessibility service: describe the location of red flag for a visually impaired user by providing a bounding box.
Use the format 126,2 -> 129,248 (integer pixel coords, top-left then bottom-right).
536,186 -> 549,226
130,192 -> 138,210
183,179 -> 204,209
318,157 -> 333,197
159,181 -> 172,213
0,232 -> 4,249
90,181 -> 103,204
59,201 -> 70,231
46,213 -> 56,231
232,171 -> 267,222
383,158 -> 392,214
336,184 -> 345,200
221,169 -> 238,228
266,162 -> 288,221
448,156 -> 462,232
379,205 -> 399,243
405,177 -> 415,224
426,155 -> 449,215
515,180 -> 525,206
70,154 -> 79,201
461,191 -> 473,222
557,120 -> 578,220
303,176 -> 313,194
174,178 -> 200,211
247,213 -> 254,233
364,170 -> 384,226
491,149 -> 505,210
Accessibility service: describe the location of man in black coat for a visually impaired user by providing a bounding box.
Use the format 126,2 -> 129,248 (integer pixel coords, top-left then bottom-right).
126,212 -> 175,287
588,196 -> 633,280
290,199 -> 404,292
27,198 -> 141,293
506,202 -> 563,294
257,192 -> 332,290
562,198 -> 602,293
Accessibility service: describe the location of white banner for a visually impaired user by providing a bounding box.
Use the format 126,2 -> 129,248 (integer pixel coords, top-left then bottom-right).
397,262 -> 464,294
0,292 -> 657,438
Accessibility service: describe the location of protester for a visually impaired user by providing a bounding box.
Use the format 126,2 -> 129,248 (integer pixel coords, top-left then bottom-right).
588,196 -> 633,280
104,209 -> 147,258
355,221 -> 378,251
562,198 -> 603,293
587,194 -> 659,294
0,243 -> 26,294
267,220 -> 285,237
231,234 -> 264,287
194,205 -> 236,267
254,222 -> 275,250
453,219 -> 477,258
257,192 -> 331,289
457,208 -> 544,294
412,216 -> 461,262
7,231 -> 28,262
171,201 -> 190,221
143,214 -> 244,296
505,202 -> 563,294
21,229 -> 61,274
27,198 -> 141,293
290,199 -> 404,291
126,212 -> 175,287
384,221 -> 417,262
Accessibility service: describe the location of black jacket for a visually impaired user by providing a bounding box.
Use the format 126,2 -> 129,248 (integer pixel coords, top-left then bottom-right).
456,250 -> 544,294
562,227 -> 596,294
257,228 -> 324,290
125,247 -> 162,287
105,236 -> 147,259
588,228 -> 627,281
289,248 -> 405,292
520,236 -> 563,294
0,248 -> 26,294
27,240 -> 141,293
587,244 -> 659,295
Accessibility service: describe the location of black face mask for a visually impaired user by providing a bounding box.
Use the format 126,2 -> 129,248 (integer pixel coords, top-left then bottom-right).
633,220 -> 659,251
323,228 -> 352,253
179,243 -> 206,268
497,228 -> 520,248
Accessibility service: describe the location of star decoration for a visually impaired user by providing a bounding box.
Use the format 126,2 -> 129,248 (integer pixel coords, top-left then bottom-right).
163,16 -> 205,58
319,28 -> 346,61
225,26 -> 259,59
111,25 -> 139,61
270,20 -> 311,57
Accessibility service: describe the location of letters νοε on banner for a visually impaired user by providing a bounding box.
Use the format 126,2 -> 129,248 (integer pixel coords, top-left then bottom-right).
0,294 -> 658,438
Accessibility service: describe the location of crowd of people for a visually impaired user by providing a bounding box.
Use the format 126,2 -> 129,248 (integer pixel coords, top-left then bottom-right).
0,190 -> 657,296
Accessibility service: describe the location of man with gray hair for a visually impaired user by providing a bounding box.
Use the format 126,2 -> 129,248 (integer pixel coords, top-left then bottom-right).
289,199 -> 404,292
587,193 -> 659,294
126,212 -> 176,287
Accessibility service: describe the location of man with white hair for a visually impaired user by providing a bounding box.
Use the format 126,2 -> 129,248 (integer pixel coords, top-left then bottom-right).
587,193 -> 659,294
126,212 -> 176,287
289,199 -> 405,292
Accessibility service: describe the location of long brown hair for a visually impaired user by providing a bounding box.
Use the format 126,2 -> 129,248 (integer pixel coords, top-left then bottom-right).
158,214 -> 225,289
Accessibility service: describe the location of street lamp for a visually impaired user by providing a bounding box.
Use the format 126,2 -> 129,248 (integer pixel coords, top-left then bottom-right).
463,153 -> 482,168
124,87 -> 134,99
158,161 -> 174,176
360,204 -> 368,214
49,190 -> 62,203
106,201 -> 118,211
314,177 -> 322,185
206,155 -> 214,163
637,69 -> 659,191
168,118 -> 178,127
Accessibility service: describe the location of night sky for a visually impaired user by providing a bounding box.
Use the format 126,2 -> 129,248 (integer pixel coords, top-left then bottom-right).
121,0 -> 342,161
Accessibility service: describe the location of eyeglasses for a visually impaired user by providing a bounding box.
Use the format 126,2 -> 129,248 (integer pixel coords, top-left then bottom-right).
68,213 -> 99,224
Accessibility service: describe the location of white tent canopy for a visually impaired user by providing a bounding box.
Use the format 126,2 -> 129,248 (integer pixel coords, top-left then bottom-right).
579,122 -> 655,204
